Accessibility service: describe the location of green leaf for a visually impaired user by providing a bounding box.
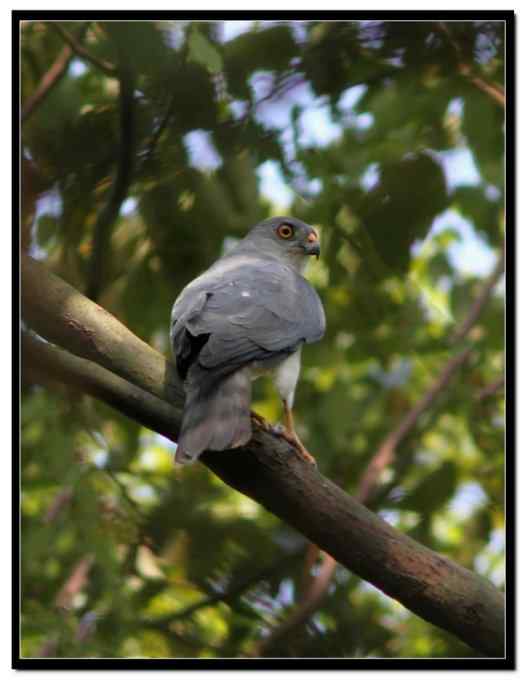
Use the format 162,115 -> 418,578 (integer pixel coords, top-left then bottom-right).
188,27 -> 223,74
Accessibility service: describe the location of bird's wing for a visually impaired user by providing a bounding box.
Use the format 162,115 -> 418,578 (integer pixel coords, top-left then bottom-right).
171,257 -> 325,379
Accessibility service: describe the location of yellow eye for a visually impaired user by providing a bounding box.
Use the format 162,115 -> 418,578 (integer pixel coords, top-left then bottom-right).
277,223 -> 294,240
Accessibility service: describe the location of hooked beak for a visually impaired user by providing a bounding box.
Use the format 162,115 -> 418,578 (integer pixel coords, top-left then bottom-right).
304,230 -> 320,259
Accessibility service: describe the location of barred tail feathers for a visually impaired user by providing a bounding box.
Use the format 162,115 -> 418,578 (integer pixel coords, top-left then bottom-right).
175,368 -> 252,464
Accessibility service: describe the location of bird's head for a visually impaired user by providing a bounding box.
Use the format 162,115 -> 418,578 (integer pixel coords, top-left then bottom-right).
242,216 -> 321,272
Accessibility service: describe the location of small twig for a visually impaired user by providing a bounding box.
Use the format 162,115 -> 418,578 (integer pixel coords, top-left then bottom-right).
437,22 -> 505,109
55,554 -> 95,610
139,92 -> 178,173
43,486 -> 74,524
449,247 -> 505,343
22,44 -> 74,123
252,550 -> 336,656
357,348 -> 473,503
105,467 -> 147,522
51,23 -> 116,75
360,243 -> 505,501
143,547 -> 303,632
477,375 -> 505,402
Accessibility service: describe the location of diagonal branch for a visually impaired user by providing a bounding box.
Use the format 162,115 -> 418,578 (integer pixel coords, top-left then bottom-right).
477,375 -> 505,402
21,256 -> 505,657
258,243 -> 505,654
21,26 -> 82,123
437,22 -> 505,109
50,23 -> 116,75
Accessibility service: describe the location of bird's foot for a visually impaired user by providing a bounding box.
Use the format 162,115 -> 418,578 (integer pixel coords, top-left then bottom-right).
270,424 -> 317,465
251,412 -> 317,465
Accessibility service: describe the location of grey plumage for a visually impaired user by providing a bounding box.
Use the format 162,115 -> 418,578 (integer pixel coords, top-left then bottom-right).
170,216 -> 325,463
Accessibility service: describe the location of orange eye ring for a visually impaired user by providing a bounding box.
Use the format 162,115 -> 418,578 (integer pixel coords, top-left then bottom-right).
277,223 -> 294,240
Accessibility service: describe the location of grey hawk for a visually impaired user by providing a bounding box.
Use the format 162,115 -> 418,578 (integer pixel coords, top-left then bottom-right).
170,216 -> 325,464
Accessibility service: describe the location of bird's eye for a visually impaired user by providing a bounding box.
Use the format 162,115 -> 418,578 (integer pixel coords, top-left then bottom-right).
277,224 -> 294,240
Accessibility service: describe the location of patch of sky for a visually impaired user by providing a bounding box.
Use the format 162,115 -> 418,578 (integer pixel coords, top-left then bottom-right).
446,97 -> 464,119
370,359 -> 413,389
165,22 -> 186,50
151,433 -> 175,451
92,449 -> 108,468
360,162 -> 380,191
378,509 -> 400,526
338,84 -> 367,112
68,58 -> 87,78
475,28 -> 499,64
120,197 -> 137,216
183,130 -> 223,171
338,85 -> 375,130
354,113 -> 374,130
251,76 -> 312,133
288,21 -> 309,43
221,20 -> 254,42
413,140 -> 497,278
485,184 -> 501,201
257,161 -> 294,209
474,528 -> 505,587
297,102 -> 342,148
426,209 -> 497,277
229,99 -> 248,119
29,187 -> 63,259
449,481 -> 488,520
277,578 -> 295,607
130,484 -> 156,503
35,187 -> 63,218
431,147 -> 481,193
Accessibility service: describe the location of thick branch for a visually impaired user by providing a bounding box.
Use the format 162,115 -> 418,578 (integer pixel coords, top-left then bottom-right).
22,254 -> 183,407
21,258 -> 505,657
270,243 -> 506,648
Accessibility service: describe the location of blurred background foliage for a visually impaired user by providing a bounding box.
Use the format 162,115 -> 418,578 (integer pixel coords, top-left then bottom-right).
20,18 -> 505,659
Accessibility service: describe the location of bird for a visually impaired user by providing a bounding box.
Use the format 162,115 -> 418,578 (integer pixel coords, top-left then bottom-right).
170,216 -> 326,465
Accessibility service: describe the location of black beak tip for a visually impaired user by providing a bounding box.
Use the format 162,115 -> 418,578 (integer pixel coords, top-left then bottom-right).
308,243 -> 321,259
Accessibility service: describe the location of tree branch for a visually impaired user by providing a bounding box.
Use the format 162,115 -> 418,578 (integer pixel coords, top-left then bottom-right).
50,23 -> 116,75
85,57 -> 136,301
22,39 -> 75,123
437,22 -> 505,109
141,547 -> 304,633
255,242 -> 506,654
477,375 -> 505,402
450,247 -> 505,343
21,257 -> 505,657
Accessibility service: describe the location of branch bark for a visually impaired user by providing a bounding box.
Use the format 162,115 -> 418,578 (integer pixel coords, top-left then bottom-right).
436,22 -> 505,109
85,57 -> 136,301
22,42 -> 74,123
263,243 -> 506,652
51,23 -> 116,75
21,256 -> 505,657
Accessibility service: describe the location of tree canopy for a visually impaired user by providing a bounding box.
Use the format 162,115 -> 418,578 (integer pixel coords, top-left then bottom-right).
20,18 -> 506,661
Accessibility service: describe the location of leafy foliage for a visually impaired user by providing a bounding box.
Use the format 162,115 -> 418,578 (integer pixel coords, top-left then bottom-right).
21,19 -> 505,659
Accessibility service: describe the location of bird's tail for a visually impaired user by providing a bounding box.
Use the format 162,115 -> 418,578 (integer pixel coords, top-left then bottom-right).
175,368 -> 252,464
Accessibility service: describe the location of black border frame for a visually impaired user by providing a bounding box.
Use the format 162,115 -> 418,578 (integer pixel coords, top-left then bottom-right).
13,9 -> 516,671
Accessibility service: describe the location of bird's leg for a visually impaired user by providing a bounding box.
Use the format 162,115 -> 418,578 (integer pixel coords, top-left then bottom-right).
280,400 -> 317,465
